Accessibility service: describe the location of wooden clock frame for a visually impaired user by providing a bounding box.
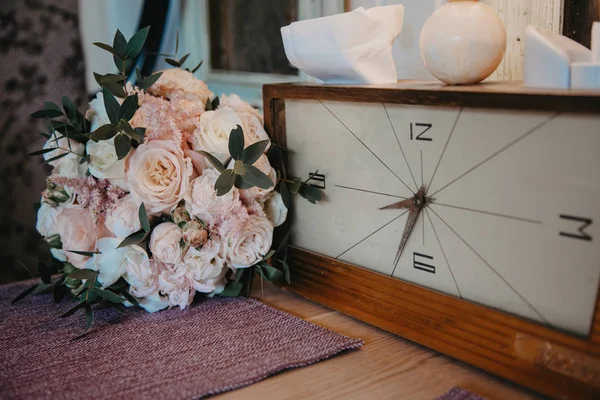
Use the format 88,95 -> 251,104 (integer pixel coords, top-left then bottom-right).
263,81 -> 600,399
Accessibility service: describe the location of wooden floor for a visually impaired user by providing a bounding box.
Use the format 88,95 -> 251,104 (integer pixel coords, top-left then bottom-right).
215,282 -> 543,400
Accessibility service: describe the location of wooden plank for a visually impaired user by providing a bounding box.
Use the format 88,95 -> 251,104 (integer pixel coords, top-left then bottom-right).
263,81 -> 600,114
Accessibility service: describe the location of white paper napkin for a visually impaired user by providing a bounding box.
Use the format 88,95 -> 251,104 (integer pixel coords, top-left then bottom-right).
281,5 -> 405,84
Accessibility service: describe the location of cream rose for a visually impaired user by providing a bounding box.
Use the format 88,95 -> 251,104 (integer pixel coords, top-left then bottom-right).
43,135 -> 87,177
183,239 -> 227,293
149,222 -> 184,264
193,107 -> 244,158
87,238 -> 129,287
263,191 -> 288,227
126,140 -> 193,213
223,216 -> 274,268
104,194 -> 142,238
185,168 -> 240,223
55,207 -> 97,269
239,154 -> 276,200
86,136 -> 127,190
36,201 -> 62,238
147,68 -> 213,102
125,258 -> 161,298
221,94 -> 269,146
158,263 -> 195,309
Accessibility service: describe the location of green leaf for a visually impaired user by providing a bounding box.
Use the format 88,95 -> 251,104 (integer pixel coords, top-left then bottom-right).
191,60 -> 203,73
279,180 -> 290,208
90,287 -> 126,304
31,109 -> 63,118
137,72 -> 162,90
125,26 -> 150,58
204,98 -> 212,111
38,262 -> 51,284
262,250 -> 276,261
59,300 -> 87,318
89,123 -> 117,141
118,95 -> 139,121
28,148 -> 55,156
260,264 -> 284,282
84,303 -> 94,330
234,175 -> 252,189
134,127 -> 146,142
44,101 -> 63,113
99,73 -> 127,83
214,169 -> 236,196
228,125 -> 244,160
178,53 -> 190,66
233,268 -> 244,284
219,282 -> 243,297
93,42 -> 120,57
139,203 -> 150,232
118,230 -> 149,248
233,160 -> 245,176
44,152 -> 69,164
242,164 -> 274,189
114,134 -> 131,160
242,139 -> 270,165
66,250 -> 100,257
197,151 -> 225,173
69,269 -> 99,280
299,183 -> 322,203
211,96 -> 220,110
12,284 -> 37,304
53,283 -> 67,303
175,30 -> 179,53
282,261 -> 291,284
120,290 -> 139,306
103,88 -> 120,124
274,230 -> 291,261
62,95 -> 82,127
103,81 -> 128,98
165,58 -> 180,67
289,179 -> 302,194
113,29 -> 127,57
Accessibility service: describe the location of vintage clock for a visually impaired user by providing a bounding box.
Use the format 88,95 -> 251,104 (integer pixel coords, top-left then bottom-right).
263,82 -> 600,399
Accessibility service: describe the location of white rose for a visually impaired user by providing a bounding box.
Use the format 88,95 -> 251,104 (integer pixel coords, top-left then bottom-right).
126,140 -> 193,213
149,222 -> 183,264
104,194 -> 142,238
183,239 -> 227,293
221,94 -> 269,146
193,107 -> 244,158
36,201 -> 62,238
185,168 -> 240,223
125,258 -> 161,298
263,191 -> 288,227
86,136 -> 128,190
158,263 -> 195,309
223,216 -> 274,268
43,135 -> 87,177
51,248 -> 67,262
238,154 -> 276,200
147,68 -> 214,102
87,238 -> 129,287
136,290 -> 170,313
87,91 -> 111,132
55,206 -> 97,269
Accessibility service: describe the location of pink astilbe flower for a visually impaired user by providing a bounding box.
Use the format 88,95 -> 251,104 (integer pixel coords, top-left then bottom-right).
49,175 -> 126,221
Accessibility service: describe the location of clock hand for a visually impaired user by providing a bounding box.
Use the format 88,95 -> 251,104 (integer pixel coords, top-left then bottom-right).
380,186 -> 428,271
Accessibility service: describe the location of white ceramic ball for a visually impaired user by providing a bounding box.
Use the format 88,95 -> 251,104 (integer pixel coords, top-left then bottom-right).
420,0 -> 506,85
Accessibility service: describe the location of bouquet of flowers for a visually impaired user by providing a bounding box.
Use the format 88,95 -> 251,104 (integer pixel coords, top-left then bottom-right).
16,27 -> 321,332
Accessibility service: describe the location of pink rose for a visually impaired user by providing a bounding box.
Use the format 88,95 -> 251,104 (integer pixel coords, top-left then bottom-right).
182,221 -> 208,248
158,263 -> 195,309
149,222 -> 184,264
220,94 -> 270,146
223,216 -> 274,268
147,68 -> 213,102
56,207 -> 97,269
185,168 -> 240,223
183,238 -> 228,293
126,140 -> 193,213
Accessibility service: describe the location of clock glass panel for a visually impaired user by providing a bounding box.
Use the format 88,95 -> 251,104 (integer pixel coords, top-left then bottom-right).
285,99 -> 600,336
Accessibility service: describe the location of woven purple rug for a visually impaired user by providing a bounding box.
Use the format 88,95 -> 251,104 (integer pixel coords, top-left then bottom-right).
0,281 -> 362,399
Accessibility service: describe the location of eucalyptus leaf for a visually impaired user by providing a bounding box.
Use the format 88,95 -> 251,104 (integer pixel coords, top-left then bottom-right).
117,230 -> 149,248
134,127 -> 146,142
104,80 -> 128,98
44,152 -> 69,164
31,109 -> 63,119
12,284 -> 37,304
242,164 -> 274,189
89,123 -> 117,141
66,250 -> 101,257
282,261 -> 291,284
165,58 -> 180,67
299,183 -> 322,203
228,125 -> 244,160
289,179 -> 302,194
28,148 -> 56,156
84,303 -> 94,330
100,73 -> 126,83
219,281 -> 243,297
90,287 -> 126,304
178,53 -> 190,66
197,151 -> 225,172
279,180 -> 290,208
175,30 -> 179,53
233,268 -> 244,284
113,29 -> 127,57
262,250 -> 276,261
103,88 -> 120,124
69,269 -> 99,280
139,203 -> 150,232
118,95 -> 139,121
113,56 -> 132,76
211,96 -> 220,110
44,101 -> 63,113
234,175 -> 252,189
260,264 -> 284,282
31,282 -> 52,295
137,72 -> 162,90
214,169 -> 235,196
93,42 -> 120,57
59,300 -> 87,318
242,139 -> 270,165
233,160 -> 245,176
120,290 -> 140,306
114,134 -> 131,160
191,60 -> 203,73
125,26 -> 150,59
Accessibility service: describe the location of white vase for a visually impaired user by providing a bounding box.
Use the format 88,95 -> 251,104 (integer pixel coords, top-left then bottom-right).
420,0 -> 506,85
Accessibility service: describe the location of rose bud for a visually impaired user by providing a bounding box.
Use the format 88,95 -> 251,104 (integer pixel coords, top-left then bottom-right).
183,221 -> 208,248
172,206 -> 191,225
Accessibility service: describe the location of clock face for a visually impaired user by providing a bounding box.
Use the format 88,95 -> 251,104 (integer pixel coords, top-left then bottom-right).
285,99 -> 600,336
